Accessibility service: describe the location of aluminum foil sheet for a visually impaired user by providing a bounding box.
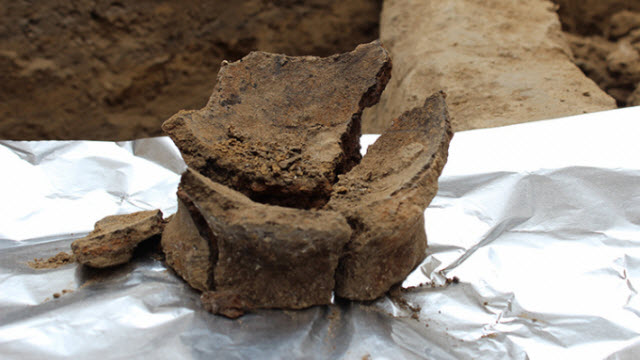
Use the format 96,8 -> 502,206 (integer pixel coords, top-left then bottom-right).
1,107 -> 639,359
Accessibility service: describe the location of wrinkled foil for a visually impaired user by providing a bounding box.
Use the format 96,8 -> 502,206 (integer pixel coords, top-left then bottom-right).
1,108 -> 640,359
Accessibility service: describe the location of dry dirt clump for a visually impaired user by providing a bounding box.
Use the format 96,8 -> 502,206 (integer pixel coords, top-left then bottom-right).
161,42 -> 452,317
0,0 -> 380,140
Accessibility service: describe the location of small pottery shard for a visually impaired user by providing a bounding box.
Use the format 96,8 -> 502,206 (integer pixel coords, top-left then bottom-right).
71,210 -> 164,268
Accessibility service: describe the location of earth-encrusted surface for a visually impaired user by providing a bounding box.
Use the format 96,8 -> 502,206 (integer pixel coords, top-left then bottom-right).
162,41 -> 391,209
326,92 -> 452,300
181,169 -> 352,318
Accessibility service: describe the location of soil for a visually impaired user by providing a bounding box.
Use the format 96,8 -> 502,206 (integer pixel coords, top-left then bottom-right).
28,251 -> 76,269
555,0 -> 640,106
554,0 -> 640,35
0,0 -> 381,140
2,1 -> 636,140
361,0 -> 616,134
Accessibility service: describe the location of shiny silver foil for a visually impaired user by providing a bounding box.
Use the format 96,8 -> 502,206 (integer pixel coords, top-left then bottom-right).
1,108 -> 639,359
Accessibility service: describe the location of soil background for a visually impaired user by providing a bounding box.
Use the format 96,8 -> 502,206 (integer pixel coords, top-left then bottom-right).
1,0 -> 638,140
0,0 -> 381,140
555,0 -> 640,107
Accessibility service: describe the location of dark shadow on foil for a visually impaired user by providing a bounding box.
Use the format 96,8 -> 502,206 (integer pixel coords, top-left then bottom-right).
74,235 -> 163,288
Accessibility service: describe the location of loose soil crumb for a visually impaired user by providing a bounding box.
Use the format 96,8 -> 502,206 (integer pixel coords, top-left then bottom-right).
52,289 -> 73,300
363,0 -> 616,133
445,276 -> 460,285
401,276 -> 461,292
28,252 -> 76,269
